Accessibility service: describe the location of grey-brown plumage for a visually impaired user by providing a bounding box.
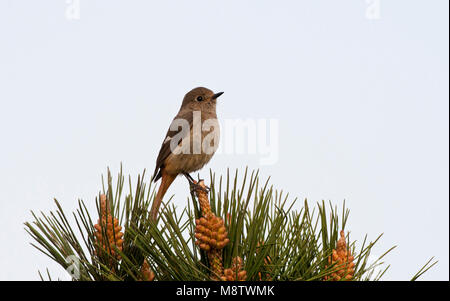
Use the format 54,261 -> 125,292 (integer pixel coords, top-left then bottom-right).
150,87 -> 223,221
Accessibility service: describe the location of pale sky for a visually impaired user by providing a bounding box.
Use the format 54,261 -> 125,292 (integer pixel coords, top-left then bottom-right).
0,0 -> 448,280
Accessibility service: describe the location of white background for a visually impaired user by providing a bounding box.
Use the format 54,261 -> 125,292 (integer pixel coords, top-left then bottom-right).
0,0 -> 448,280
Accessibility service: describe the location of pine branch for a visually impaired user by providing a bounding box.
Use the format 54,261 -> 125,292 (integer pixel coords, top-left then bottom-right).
24,167 -> 436,281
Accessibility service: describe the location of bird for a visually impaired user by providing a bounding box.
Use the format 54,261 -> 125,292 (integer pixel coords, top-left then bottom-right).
150,87 -> 223,221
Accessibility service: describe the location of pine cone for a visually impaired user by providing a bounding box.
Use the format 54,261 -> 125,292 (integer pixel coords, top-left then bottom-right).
209,249 -> 225,280
324,230 -> 355,281
195,214 -> 230,251
195,180 -> 212,216
192,180 -> 231,280
221,257 -> 247,281
256,241 -> 272,281
93,194 -> 124,260
140,259 -> 155,281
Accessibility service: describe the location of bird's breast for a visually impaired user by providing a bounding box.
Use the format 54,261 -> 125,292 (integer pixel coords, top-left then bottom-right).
164,118 -> 220,175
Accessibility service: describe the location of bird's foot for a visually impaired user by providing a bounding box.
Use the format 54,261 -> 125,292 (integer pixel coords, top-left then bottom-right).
189,180 -> 210,194
184,173 -> 210,194
184,173 -> 195,186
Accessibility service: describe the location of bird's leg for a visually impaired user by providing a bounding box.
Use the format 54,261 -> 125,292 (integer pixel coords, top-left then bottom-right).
196,173 -> 210,193
183,173 -> 209,194
183,172 -> 196,184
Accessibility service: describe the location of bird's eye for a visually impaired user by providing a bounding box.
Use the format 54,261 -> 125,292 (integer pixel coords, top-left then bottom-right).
196,96 -> 203,102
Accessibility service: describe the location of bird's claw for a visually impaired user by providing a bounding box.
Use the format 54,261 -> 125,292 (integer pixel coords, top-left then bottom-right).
189,180 -> 210,194
190,183 -> 210,193
184,173 -> 210,194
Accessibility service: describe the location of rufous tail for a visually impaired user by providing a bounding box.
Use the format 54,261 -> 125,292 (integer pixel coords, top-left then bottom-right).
150,172 -> 176,222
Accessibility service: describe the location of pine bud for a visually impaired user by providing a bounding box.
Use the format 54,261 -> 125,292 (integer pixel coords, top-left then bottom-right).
93,194 -> 124,260
140,259 -> 155,281
194,213 -> 229,251
324,230 -> 355,281
222,257 -> 247,281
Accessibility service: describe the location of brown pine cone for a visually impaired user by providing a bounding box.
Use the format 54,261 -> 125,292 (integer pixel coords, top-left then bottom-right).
93,194 -> 124,260
221,257 -> 247,281
256,241 -> 272,281
192,180 -> 231,281
140,259 -> 155,281
195,214 -> 230,251
324,230 -> 355,281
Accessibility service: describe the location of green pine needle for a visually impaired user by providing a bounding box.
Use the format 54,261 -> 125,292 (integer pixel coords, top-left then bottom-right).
24,166 -> 436,281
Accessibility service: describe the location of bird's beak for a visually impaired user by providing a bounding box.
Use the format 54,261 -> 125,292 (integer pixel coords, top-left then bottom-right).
212,92 -> 224,100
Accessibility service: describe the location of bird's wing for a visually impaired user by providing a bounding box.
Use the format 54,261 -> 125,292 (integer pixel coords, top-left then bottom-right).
152,111 -> 193,182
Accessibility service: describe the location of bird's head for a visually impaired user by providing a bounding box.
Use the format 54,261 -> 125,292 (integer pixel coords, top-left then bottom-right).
180,87 -> 224,112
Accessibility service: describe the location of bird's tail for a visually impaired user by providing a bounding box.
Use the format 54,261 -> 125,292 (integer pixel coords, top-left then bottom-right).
150,173 -> 176,221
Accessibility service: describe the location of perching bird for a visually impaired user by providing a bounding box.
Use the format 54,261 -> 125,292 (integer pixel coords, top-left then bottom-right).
150,87 -> 223,221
